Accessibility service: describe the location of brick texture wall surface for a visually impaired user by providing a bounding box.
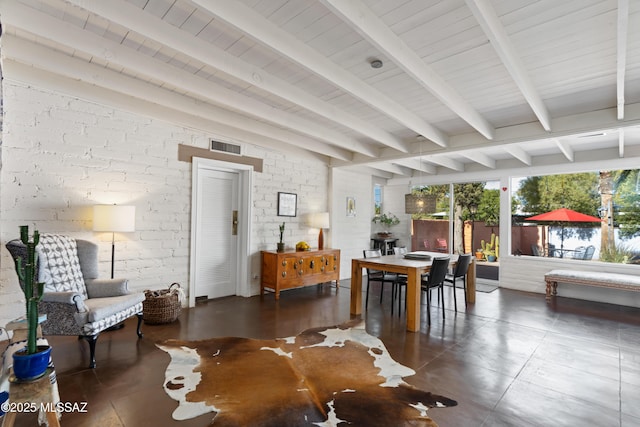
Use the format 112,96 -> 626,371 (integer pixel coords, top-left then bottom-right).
0,82 -> 329,327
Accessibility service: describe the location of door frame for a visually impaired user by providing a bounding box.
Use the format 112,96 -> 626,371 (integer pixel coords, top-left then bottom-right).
189,157 -> 253,307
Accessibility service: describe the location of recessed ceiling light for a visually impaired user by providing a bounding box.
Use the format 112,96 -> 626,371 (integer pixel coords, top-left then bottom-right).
370,59 -> 383,69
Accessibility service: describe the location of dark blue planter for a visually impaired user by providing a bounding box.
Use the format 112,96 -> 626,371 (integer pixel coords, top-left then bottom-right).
12,345 -> 51,381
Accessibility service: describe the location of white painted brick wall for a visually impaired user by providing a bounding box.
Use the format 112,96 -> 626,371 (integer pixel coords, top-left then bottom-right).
0,82 -> 330,326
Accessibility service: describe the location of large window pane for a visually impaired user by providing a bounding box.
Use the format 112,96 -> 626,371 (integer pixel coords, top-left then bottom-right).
511,170 -> 640,264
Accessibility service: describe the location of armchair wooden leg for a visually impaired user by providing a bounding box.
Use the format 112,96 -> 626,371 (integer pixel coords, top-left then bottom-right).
82,334 -> 99,369
136,313 -> 144,338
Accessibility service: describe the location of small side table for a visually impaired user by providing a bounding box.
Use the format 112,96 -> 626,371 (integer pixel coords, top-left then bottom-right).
1,368 -> 60,427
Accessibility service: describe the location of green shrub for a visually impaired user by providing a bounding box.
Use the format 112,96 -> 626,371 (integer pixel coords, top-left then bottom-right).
599,243 -> 634,263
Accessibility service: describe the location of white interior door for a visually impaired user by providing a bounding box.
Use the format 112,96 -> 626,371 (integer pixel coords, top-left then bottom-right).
193,169 -> 238,299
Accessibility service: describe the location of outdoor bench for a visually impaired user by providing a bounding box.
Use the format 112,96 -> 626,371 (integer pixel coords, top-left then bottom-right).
544,269 -> 640,301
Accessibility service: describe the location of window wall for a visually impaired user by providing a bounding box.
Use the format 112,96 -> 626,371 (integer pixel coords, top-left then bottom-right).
510,169 -> 640,264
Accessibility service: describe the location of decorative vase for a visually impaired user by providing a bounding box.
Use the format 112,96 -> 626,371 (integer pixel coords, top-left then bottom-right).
277,242 -> 285,253
12,345 -> 51,381
475,251 -> 484,260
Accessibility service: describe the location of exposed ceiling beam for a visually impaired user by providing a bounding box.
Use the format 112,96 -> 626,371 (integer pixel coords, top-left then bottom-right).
425,156 -> 465,172
1,36 -> 352,161
619,128 -> 625,157
505,146 -> 532,166
339,104 -> 640,168
3,60 -> 329,163
466,0 -> 551,131
190,0 -> 449,148
555,139 -> 574,162
323,0 -> 495,140
64,0 -> 407,154
462,151 -> 496,169
22,1 -> 376,158
392,158 -> 437,175
617,0 -> 629,120
364,162 -> 413,176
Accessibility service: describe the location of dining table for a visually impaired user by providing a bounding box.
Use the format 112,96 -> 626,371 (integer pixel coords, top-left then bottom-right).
350,251 -> 476,332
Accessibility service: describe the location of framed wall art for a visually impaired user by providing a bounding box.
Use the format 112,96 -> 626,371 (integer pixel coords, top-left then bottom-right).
346,197 -> 356,217
277,192 -> 297,217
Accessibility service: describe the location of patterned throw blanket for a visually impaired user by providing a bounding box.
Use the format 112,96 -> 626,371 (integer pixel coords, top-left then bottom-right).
158,321 -> 457,426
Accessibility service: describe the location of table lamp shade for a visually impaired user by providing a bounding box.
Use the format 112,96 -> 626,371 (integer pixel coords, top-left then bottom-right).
93,205 -> 136,232
310,212 -> 330,250
310,212 -> 330,230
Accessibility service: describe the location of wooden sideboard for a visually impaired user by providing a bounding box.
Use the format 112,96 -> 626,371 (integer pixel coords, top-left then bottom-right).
261,248 -> 340,299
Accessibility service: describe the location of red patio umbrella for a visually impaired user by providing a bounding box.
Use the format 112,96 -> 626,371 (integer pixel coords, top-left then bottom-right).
525,208 -> 601,256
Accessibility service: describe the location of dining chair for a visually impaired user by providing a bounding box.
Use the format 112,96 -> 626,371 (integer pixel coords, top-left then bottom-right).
582,245 -> 596,260
363,249 -> 398,310
444,253 -> 472,311
421,257 -> 450,325
572,246 -> 586,259
435,238 -> 448,253
392,247 -> 408,315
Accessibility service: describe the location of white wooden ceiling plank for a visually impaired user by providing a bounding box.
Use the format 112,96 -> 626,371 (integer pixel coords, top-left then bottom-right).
179,8 -> 213,36
503,0 -> 613,35
323,0 -> 494,140
242,0 -> 288,17
191,0 -> 449,147
139,0 -> 174,19
162,1 -> 196,27
4,7 -> 378,158
65,0 -> 408,152
378,0 -> 440,27
619,128 -> 625,157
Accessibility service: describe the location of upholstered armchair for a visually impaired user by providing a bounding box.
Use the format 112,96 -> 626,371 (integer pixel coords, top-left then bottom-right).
6,234 -> 144,368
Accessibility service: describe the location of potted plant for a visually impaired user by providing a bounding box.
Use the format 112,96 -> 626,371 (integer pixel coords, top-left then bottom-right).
475,249 -> 485,261
277,222 -> 285,252
481,233 -> 499,262
11,225 -> 52,381
372,212 -> 400,237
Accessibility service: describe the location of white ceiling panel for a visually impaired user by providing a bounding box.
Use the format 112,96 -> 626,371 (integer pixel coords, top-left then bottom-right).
1,0 -> 639,177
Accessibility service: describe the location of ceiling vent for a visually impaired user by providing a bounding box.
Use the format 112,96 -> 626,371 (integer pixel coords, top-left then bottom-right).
210,139 -> 242,156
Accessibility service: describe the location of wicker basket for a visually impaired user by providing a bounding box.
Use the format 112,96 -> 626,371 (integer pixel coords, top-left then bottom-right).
143,283 -> 182,324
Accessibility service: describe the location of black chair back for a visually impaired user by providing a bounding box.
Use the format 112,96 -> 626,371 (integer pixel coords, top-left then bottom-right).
423,257 -> 450,288
453,254 -> 472,278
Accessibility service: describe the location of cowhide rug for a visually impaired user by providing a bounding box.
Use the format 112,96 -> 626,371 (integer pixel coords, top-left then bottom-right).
157,320 -> 456,426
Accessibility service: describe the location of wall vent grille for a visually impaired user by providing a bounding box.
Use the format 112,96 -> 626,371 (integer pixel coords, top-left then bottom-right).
210,139 -> 242,156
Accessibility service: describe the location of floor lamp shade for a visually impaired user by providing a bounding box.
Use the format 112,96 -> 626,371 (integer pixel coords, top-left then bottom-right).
310,212 -> 330,250
93,205 -> 135,278
93,205 -> 136,232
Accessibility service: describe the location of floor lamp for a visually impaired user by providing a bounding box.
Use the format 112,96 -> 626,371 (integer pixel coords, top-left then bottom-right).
93,205 -> 136,279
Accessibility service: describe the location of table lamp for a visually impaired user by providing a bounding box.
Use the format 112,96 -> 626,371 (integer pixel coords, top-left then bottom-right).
310,212 -> 330,250
93,204 -> 136,278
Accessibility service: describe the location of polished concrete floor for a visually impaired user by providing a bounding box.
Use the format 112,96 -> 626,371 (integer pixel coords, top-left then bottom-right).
4,280 -> 640,426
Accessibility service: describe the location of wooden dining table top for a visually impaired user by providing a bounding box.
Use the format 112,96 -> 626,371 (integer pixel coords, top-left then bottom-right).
351,252 -> 472,332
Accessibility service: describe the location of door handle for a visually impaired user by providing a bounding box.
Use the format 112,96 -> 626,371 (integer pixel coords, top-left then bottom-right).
232,210 -> 238,235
